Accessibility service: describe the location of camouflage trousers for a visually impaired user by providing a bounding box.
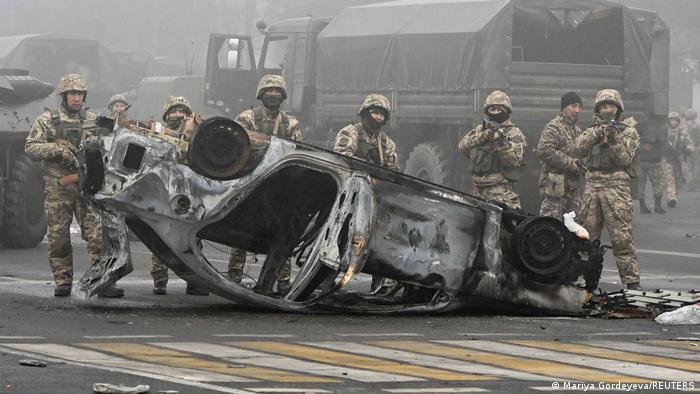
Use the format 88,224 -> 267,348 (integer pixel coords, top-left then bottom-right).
683,150 -> 700,191
474,183 -> 521,210
44,176 -> 102,286
228,247 -> 291,283
638,162 -> 665,199
662,160 -> 678,202
151,255 -> 169,285
580,180 -> 640,284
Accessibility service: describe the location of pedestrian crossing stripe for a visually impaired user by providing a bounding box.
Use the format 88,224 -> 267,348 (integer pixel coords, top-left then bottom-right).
644,339 -> 700,352
0,339 -> 698,388
229,341 -> 492,381
79,343 -> 336,383
374,340 -> 645,383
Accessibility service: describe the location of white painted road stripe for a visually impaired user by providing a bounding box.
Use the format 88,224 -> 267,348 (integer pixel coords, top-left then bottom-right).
0,344 -> 254,394
211,334 -> 297,338
84,335 -> 174,339
582,332 -> 655,337
155,342 -> 421,382
0,343 -> 256,383
583,340 -> 700,361
307,341 -> 553,381
0,336 -> 45,340
245,389 -> 332,393
637,249 -> 700,259
440,340 -> 700,382
336,333 -> 423,337
382,389 -> 489,393
456,333 -> 543,337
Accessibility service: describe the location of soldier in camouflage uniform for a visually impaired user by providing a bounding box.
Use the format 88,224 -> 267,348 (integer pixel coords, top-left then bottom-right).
637,124 -> 666,214
107,94 -> 129,114
537,91 -> 584,220
663,111 -> 694,207
573,89 -> 641,290
151,96 -> 209,296
682,109 -> 700,191
25,74 -> 123,297
458,90 -> 527,209
334,94 -> 400,294
228,75 -> 302,293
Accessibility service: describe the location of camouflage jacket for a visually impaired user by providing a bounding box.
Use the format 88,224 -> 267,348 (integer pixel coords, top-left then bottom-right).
334,123 -> 400,171
537,114 -> 582,175
25,106 -> 97,179
235,104 -> 303,141
668,126 -> 694,158
458,119 -> 527,186
573,117 -> 639,182
686,121 -> 700,147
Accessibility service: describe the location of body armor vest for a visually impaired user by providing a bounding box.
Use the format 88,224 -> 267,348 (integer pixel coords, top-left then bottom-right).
353,124 -> 384,167
253,105 -> 291,138
50,108 -> 86,149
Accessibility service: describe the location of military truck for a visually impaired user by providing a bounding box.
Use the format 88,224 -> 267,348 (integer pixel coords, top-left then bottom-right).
0,69 -> 52,248
205,0 -> 670,212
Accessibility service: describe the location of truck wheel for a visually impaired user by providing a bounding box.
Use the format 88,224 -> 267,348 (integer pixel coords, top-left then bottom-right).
404,143 -> 452,185
1,154 -> 47,248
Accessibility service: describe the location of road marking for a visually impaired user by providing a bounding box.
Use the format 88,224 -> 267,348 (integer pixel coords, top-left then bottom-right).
0,343 -> 252,383
212,334 -> 298,338
583,340 -> 700,361
245,389 -> 332,393
581,332 -> 655,337
0,336 -> 45,340
381,340 -> 644,383
308,341 -> 552,381
644,340 -> 700,352
511,340 -> 700,374
81,343 -> 335,383
84,335 -> 174,339
156,342 -> 419,382
231,341 -> 492,381
336,333 -> 423,337
637,249 -> 700,259
382,389 -> 489,393
456,333 -> 543,337
445,340 -> 695,382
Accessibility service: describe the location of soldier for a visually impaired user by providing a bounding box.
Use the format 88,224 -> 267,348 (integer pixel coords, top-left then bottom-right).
151,96 -> 209,296
458,90 -> 527,209
663,111 -> 694,207
334,93 -> 400,294
637,124 -> 666,214
107,94 -> 129,114
683,108 -> 700,191
24,74 -> 123,297
537,91 -> 584,219
228,75 -> 302,293
573,89 -> 641,290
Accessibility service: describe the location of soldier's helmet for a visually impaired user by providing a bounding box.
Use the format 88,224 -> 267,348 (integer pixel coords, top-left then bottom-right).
483,90 -> 512,113
594,89 -> 624,113
668,112 -> 681,122
685,108 -> 697,120
256,74 -> 287,99
57,73 -> 87,95
162,96 -> 193,121
358,94 -> 391,120
108,94 -> 129,109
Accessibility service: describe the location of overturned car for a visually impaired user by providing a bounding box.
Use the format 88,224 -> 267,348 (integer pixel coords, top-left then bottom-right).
78,115 -> 604,315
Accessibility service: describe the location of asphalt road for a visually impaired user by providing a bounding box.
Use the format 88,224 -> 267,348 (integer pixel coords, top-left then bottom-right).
0,189 -> 698,393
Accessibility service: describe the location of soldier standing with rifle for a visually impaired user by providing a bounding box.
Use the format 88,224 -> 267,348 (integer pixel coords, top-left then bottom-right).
663,111 -> 694,208
683,109 -> 700,191
573,89 -> 641,291
458,90 -> 527,209
25,74 -> 123,297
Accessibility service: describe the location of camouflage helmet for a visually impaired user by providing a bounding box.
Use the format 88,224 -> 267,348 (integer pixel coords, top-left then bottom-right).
108,94 -> 129,109
685,108 -> 697,120
162,96 -> 193,121
358,94 -> 391,120
256,74 -> 287,99
668,111 -> 681,121
594,89 -> 624,113
57,73 -> 87,95
483,90 -> 512,113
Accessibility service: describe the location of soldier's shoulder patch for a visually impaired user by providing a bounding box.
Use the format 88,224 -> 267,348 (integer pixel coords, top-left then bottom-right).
621,117 -> 637,127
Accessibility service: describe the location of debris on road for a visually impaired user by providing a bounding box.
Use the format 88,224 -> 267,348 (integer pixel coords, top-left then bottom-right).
590,289 -> 700,319
93,383 -> 150,394
655,303 -> 700,325
18,359 -> 46,367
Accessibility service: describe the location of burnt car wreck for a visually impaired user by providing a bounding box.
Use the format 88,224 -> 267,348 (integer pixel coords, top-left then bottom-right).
77,115 -> 605,315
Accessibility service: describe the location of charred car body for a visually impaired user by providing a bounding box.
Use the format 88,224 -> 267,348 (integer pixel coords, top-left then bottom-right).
78,115 -> 604,315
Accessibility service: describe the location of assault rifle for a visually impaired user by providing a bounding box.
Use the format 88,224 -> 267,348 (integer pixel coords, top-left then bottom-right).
482,117 -> 508,147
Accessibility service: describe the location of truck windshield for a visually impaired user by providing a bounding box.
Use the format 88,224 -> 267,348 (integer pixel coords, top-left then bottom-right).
263,37 -> 288,71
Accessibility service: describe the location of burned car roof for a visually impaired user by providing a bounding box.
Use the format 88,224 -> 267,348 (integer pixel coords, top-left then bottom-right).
77,115 -> 604,315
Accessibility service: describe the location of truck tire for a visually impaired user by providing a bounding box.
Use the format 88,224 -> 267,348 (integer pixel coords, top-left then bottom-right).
404,143 -> 452,186
1,154 -> 47,248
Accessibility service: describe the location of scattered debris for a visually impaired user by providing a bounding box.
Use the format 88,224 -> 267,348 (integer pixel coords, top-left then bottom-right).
686,233 -> 698,238
590,289 -> 700,319
655,303 -> 700,325
18,359 -> 46,367
93,383 -> 150,394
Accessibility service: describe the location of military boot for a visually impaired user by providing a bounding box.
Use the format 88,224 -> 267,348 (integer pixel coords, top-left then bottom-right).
276,280 -> 291,294
638,199 -> 651,214
97,283 -> 125,298
668,199 -> 677,208
626,282 -> 642,291
654,196 -> 666,214
54,284 -> 72,297
153,280 -> 167,295
185,283 -> 209,296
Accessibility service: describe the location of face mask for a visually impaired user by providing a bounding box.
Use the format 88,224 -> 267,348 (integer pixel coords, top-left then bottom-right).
595,111 -> 617,123
361,116 -> 384,133
487,111 -> 509,124
262,95 -> 283,109
166,117 -> 184,130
